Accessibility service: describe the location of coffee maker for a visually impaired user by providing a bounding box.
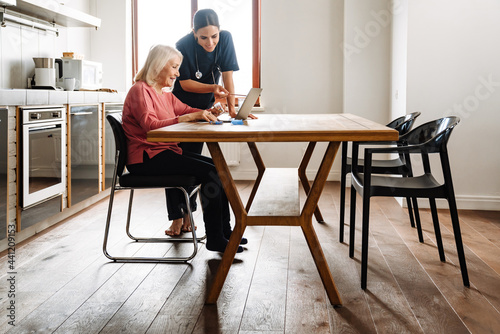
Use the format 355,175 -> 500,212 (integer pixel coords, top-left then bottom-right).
32,57 -> 63,90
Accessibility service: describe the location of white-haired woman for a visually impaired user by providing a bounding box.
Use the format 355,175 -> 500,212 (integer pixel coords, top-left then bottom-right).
122,44 -> 243,253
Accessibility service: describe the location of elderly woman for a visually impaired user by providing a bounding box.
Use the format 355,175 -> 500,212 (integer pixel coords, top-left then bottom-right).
121,44 -> 243,253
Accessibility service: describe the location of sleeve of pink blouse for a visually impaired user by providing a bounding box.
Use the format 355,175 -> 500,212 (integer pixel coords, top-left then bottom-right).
129,83 -> 179,132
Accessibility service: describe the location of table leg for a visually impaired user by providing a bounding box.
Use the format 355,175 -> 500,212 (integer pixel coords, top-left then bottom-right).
299,142 -> 325,223
205,142 -> 247,304
302,222 -> 342,306
301,142 -> 342,306
245,142 -> 266,212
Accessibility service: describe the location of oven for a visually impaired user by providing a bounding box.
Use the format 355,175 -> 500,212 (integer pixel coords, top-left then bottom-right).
21,106 -> 66,208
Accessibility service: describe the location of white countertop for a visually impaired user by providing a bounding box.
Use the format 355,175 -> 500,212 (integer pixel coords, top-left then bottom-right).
0,89 -> 126,106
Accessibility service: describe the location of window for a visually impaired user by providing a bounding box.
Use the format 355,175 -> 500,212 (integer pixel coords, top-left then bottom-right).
132,0 -> 261,93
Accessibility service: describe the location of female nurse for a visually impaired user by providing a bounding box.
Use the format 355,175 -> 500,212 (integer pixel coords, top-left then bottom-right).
165,8 -> 241,237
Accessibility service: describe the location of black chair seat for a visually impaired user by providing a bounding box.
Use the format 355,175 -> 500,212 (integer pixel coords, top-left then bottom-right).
353,173 -> 442,197
119,173 -> 200,188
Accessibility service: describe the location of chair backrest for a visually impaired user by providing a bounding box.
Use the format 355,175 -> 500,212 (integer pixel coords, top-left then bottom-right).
401,116 -> 460,153
106,113 -> 128,177
387,111 -> 421,136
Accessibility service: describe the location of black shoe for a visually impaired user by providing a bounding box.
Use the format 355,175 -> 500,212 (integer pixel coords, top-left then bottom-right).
206,238 -> 244,253
224,231 -> 248,245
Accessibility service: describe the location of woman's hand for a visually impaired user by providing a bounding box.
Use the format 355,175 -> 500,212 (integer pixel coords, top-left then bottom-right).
208,102 -> 225,116
179,110 -> 218,123
213,84 -> 229,99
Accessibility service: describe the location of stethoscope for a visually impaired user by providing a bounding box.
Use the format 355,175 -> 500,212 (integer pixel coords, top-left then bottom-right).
194,39 -> 219,81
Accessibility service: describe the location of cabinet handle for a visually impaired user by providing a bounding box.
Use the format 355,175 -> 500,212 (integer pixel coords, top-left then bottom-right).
70,112 -> 93,116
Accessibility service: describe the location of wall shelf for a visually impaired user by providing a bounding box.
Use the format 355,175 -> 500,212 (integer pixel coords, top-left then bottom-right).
7,0 -> 100,28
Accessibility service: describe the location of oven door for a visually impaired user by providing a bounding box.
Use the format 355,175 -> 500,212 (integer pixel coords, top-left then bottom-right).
22,120 -> 66,208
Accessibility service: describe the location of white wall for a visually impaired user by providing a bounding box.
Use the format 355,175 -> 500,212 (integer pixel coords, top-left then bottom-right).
390,0 -> 408,119
90,0 -> 132,92
0,0 -> 92,89
343,0 -> 392,124
202,0 -> 346,180
406,0 -> 500,210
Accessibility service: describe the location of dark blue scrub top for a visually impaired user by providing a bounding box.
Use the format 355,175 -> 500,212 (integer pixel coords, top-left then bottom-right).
173,30 -> 239,109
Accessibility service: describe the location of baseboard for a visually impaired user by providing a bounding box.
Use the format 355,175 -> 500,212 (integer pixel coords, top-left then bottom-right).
402,196 -> 500,212
230,169 -> 340,181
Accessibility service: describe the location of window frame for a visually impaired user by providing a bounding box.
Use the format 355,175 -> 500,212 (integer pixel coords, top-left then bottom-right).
131,0 -> 261,89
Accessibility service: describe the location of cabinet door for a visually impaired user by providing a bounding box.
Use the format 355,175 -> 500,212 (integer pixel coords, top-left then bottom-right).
69,105 -> 100,206
0,108 -> 7,240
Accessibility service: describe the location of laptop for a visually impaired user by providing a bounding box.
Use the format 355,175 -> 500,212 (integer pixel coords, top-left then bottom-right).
217,87 -> 262,122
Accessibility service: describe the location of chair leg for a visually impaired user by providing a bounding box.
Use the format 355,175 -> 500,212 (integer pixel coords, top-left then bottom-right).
406,197 -> 415,228
349,184 -> 357,258
102,186 -> 117,260
125,189 -> 135,241
339,142 -> 348,243
360,193 -> 371,290
429,198 -> 445,261
126,186 -> 206,243
447,197 -> 470,287
104,186 -> 202,263
412,197 -> 423,242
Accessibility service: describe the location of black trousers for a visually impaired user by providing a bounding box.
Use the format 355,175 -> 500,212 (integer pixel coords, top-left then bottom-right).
165,142 -> 204,220
126,147 -> 231,240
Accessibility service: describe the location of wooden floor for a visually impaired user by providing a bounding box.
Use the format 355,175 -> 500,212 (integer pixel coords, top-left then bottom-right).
1,181 -> 500,333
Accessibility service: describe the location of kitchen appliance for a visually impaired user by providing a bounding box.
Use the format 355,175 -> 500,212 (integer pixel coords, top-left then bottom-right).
21,106 -> 66,208
32,57 -> 63,90
69,104 -> 100,206
57,59 -> 103,90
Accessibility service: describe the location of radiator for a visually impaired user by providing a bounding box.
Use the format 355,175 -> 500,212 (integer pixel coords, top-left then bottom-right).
202,143 -> 241,166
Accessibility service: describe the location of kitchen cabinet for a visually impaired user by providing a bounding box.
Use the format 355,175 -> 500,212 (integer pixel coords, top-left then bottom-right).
0,90 -> 125,252
8,0 -> 101,28
102,103 -> 123,190
69,104 -> 100,206
0,107 -> 7,240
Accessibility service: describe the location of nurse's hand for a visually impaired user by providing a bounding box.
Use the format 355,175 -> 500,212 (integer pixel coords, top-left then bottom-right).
213,84 -> 229,99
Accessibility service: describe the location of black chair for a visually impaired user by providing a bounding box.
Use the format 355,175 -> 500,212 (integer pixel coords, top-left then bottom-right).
349,116 -> 469,289
103,113 -> 205,263
339,112 -> 422,243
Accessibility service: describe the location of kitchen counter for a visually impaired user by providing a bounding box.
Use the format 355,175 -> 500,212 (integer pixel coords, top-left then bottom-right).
0,89 -> 126,106
0,88 -> 126,252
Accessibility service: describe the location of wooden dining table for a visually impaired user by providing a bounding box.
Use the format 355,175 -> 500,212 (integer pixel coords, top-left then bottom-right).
147,113 -> 398,306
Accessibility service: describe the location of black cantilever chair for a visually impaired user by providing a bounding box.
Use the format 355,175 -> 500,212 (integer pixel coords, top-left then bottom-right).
349,116 -> 469,289
103,113 -> 205,263
339,112 -> 422,243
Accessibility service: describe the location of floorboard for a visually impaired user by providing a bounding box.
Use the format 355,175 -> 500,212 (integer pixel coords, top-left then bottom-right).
0,182 -> 499,333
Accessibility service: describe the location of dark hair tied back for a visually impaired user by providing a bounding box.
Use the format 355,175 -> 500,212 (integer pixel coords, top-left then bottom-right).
193,8 -> 220,32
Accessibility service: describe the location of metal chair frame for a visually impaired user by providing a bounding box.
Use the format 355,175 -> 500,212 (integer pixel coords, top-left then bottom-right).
103,113 -> 205,263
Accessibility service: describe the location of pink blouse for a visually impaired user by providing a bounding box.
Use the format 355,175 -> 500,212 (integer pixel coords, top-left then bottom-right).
122,81 -> 200,165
